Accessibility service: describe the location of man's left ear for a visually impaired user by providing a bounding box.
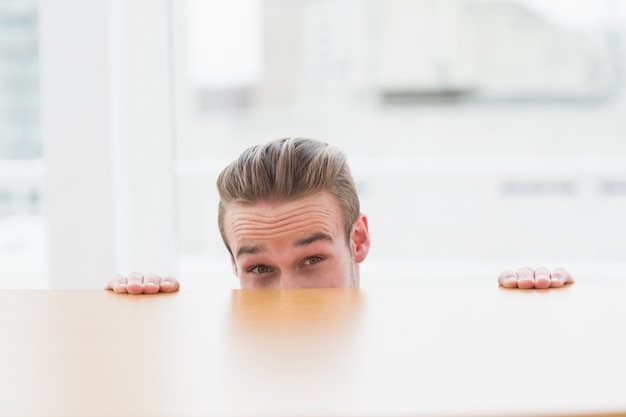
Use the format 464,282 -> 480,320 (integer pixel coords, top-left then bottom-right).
351,213 -> 370,263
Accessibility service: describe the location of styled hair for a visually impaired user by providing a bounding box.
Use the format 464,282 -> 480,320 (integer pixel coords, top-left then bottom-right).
217,137 -> 360,252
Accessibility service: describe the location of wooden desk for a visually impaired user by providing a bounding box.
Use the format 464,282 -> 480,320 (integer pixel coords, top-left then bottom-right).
1,282 -> 625,417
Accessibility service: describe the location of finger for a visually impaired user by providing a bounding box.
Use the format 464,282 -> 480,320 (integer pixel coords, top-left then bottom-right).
516,267 -> 535,289
142,273 -> 162,294
159,276 -> 180,293
126,272 -> 144,294
533,267 -> 551,289
498,269 -> 519,288
107,274 -> 129,293
550,267 -> 574,287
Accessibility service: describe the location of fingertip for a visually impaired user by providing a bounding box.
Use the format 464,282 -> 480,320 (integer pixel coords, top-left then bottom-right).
160,280 -> 180,293
498,269 -> 515,286
142,282 -> 160,294
550,277 -> 564,288
506,277 -> 517,287
113,283 -> 128,294
518,278 -> 535,289
499,276 -> 518,288
516,266 -> 534,275
126,282 -> 144,294
554,267 -> 574,284
107,274 -> 126,290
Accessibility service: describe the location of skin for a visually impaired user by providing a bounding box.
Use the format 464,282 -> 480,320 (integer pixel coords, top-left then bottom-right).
106,272 -> 180,294
224,191 -> 370,289
106,192 -> 573,293
498,266 -> 574,289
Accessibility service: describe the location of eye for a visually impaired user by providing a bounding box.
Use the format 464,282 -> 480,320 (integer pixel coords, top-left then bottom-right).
302,256 -> 323,266
250,265 -> 272,274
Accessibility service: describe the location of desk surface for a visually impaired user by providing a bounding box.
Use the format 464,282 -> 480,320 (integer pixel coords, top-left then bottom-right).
1,282 -> 625,417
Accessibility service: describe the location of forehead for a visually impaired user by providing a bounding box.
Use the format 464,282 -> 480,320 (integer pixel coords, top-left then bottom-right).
224,192 -> 344,250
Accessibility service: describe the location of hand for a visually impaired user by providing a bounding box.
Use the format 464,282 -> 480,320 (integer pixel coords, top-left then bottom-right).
106,272 -> 180,294
498,267 -> 574,289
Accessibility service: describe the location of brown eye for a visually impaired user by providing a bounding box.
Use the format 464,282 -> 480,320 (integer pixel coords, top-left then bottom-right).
251,265 -> 271,274
303,256 -> 322,266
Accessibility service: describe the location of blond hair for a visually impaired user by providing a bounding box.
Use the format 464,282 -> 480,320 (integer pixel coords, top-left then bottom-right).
217,138 -> 360,252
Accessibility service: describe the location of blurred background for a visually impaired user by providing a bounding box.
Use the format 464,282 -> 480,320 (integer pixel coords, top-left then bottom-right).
1,0 -> 625,289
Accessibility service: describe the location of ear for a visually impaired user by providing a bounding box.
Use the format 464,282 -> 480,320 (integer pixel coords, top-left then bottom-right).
350,213 -> 370,264
230,255 -> 239,277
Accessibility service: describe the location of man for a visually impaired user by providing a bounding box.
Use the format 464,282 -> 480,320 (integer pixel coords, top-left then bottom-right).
106,137 -> 574,294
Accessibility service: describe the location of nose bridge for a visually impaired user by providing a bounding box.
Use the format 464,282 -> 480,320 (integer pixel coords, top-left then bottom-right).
280,271 -> 301,289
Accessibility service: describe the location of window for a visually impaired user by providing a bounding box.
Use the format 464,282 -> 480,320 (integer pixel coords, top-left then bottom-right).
172,0 -> 626,288
20,0 -> 626,289
0,0 -> 46,288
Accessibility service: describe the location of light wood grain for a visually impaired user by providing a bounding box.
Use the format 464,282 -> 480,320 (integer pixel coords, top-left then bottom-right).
1,282 -> 624,417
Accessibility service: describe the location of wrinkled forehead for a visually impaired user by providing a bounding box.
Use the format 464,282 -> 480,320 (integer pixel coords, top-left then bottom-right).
223,192 -> 344,249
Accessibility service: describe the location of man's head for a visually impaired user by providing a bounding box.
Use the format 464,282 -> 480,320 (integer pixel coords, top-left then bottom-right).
216,138 -> 370,289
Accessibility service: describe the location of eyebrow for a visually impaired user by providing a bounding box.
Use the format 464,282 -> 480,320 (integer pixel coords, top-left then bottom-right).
236,244 -> 264,259
235,232 -> 333,259
294,232 -> 333,247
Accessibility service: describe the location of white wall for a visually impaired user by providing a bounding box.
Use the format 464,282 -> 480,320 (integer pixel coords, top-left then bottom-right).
39,0 -> 176,288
